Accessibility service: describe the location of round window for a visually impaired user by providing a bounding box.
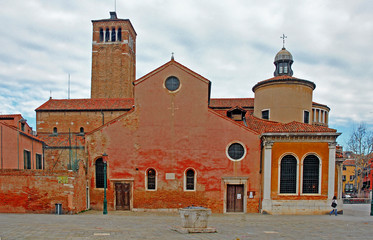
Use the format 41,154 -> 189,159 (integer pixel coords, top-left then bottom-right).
227,143 -> 245,161
165,76 -> 180,91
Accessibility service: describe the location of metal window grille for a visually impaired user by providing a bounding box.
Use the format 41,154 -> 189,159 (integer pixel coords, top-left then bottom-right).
165,76 -> 180,91
147,169 -> 156,190
280,155 -> 297,193
186,169 -> 195,190
228,143 -> 245,160
95,159 -> 105,188
302,155 -> 319,194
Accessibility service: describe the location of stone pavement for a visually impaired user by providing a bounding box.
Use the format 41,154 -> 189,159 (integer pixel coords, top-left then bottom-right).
0,204 -> 372,240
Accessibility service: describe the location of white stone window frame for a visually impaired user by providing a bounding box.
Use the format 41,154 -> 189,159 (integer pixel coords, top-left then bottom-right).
261,109 -> 270,120
145,167 -> 157,191
184,168 -> 197,191
303,110 -> 310,124
300,153 -> 322,195
226,141 -> 247,162
277,153 -> 299,195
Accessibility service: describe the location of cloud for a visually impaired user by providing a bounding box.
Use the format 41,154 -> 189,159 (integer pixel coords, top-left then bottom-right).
0,0 -> 372,148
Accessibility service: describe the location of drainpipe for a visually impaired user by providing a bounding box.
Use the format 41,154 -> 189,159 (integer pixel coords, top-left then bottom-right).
101,110 -> 105,125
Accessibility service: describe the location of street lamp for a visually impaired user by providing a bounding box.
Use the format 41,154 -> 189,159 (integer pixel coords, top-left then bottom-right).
102,152 -> 108,215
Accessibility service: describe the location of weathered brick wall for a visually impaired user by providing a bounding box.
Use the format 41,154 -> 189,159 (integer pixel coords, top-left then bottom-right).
91,19 -> 136,99
43,147 -> 86,171
36,110 -> 127,134
0,161 -> 87,214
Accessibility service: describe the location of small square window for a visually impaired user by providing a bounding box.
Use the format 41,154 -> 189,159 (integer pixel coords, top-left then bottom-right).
262,110 -> 269,120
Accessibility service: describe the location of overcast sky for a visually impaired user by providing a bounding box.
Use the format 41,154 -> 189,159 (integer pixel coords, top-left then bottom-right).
1,0 -> 372,147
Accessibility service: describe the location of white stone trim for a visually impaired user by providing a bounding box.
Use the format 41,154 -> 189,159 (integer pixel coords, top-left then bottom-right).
263,141 -> 273,200
145,167 -> 157,191
222,177 -> 249,213
184,168 -> 197,191
328,142 -> 337,199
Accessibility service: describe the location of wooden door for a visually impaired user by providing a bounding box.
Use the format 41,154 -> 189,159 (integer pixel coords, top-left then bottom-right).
115,183 -> 131,210
226,184 -> 244,212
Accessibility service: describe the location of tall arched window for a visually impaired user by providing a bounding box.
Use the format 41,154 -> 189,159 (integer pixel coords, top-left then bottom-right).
280,155 -> 297,194
147,168 -> 156,190
105,28 -> 110,42
185,169 -> 195,190
53,127 -> 57,134
99,28 -> 104,42
117,27 -> 122,41
303,155 -> 320,194
111,28 -> 116,42
95,158 -> 105,188
80,127 -> 84,134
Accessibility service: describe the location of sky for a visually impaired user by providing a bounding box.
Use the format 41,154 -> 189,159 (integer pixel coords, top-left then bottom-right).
1,0 -> 373,148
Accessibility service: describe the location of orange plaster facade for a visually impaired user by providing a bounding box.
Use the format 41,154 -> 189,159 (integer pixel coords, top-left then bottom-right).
271,142 -> 329,200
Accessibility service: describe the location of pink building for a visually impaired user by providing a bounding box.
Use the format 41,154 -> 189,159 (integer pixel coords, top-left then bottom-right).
0,114 -> 44,170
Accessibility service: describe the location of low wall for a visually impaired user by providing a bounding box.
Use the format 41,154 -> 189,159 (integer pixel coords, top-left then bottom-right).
0,161 -> 86,214
343,198 -> 371,204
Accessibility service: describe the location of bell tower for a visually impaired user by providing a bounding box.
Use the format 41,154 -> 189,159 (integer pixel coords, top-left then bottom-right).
91,12 -> 136,99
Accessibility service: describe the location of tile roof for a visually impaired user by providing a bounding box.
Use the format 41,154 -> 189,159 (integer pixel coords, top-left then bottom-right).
252,75 -> 316,92
36,98 -> 134,111
245,114 -> 337,134
38,134 -> 85,147
343,159 -> 356,166
209,98 -> 254,108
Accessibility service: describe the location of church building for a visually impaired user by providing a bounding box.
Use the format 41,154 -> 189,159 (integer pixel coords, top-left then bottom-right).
33,12 -> 343,214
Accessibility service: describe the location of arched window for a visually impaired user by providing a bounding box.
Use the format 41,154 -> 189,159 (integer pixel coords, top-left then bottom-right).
147,168 -> 156,190
111,28 -> 116,42
95,158 -> 105,188
99,28 -> 104,42
280,155 -> 297,194
53,127 -> 57,134
105,28 -> 110,42
80,127 -> 84,134
117,27 -> 122,41
185,169 -> 195,190
303,155 -> 320,194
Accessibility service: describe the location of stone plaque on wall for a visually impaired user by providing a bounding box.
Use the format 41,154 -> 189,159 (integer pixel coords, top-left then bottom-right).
165,173 -> 175,180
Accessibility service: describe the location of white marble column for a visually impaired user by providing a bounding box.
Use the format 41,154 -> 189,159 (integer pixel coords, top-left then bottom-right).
328,142 -> 337,199
263,141 -> 273,200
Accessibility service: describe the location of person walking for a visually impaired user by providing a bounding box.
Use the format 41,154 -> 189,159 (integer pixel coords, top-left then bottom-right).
329,196 -> 338,216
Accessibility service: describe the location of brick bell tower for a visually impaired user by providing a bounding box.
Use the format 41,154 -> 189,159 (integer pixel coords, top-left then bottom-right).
91,12 -> 136,99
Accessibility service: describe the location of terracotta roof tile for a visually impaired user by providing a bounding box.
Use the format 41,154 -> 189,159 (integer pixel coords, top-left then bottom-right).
245,114 -> 337,134
36,98 -> 134,111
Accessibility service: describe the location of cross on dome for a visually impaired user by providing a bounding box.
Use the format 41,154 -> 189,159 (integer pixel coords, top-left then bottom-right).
280,34 -> 287,48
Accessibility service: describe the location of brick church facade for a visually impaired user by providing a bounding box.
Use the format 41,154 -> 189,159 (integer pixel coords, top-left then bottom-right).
1,12 -> 343,214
